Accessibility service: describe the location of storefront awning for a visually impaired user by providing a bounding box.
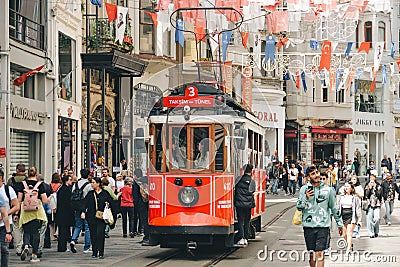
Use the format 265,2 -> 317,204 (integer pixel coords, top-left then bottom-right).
310,126 -> 353,134
284,129 -> 297,138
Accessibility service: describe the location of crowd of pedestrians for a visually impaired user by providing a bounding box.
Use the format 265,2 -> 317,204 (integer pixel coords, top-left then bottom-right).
293,154 -> 400,267
0,163 -> 149,265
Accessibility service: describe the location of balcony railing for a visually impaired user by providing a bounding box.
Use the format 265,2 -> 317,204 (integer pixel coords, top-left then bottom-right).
86,18 -> 133,53
9,9 -> 45,50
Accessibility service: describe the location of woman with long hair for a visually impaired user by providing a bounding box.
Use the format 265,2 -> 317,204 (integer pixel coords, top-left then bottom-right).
336,182 -> 362,253
81,177 -> 114,259
364,179 -> 383,238
17,167 -> 48,262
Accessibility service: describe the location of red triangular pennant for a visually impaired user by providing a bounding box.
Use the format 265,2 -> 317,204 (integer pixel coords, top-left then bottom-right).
105,3 -> 117,22
358,42 -> 371,54
241,32 -> 249,48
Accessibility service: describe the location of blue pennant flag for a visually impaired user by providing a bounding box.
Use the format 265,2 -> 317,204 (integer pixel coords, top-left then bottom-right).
90,0 -> 102,7
345,42 -> 353,57
175,19 -> 185,48
264,36 -> 276,63
221,31 -> 232,62
354,68 -> 363,93
283,72 -> 290,80
301,71 -> 307,92
391,42 -> 395,58
336,69 -> 343,91
382,65 -> 387,85
310,40 -> 319,51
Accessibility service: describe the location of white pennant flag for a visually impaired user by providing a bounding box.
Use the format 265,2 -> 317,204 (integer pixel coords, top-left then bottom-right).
115,6 -> 128,45
374,42 -> 384,72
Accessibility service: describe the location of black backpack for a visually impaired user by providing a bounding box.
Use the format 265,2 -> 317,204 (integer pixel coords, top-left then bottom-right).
70,181 -> 90,211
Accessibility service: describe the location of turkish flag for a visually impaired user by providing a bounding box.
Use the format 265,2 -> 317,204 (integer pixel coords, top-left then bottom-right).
13,65 -> 45,86
358,42 -> 371,54
277,37 -> 288,49
397,60 -> 400,71
319,41 -> 331,71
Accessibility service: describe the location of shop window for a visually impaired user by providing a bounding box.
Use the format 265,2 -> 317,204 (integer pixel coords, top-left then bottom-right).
10,67 -> 35,99
58,117 -> 77,172
58,32 -> 75,101
354,80 -> 383,113
139,0 -> 155,54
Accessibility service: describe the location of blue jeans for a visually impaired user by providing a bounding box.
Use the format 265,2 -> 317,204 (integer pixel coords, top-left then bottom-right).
71,213 -> 91,250
367,207 -> 380,237
383,201 -> 394,223
0,226 -> 9,267
272,178 -> 278,194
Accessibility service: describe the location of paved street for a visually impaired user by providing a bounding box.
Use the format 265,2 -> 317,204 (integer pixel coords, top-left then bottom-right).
8,192 -> 400,266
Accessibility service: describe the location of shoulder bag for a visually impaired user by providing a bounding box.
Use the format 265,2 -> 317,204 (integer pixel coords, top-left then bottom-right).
94,193 -> 104,219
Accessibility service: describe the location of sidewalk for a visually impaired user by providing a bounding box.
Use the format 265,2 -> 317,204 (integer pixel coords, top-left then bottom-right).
266,196 -> 400,267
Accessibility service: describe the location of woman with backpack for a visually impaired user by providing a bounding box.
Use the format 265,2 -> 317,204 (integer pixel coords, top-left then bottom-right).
55,175 -> 75,252
81,177 -> 114,259
16,167 -> 48,263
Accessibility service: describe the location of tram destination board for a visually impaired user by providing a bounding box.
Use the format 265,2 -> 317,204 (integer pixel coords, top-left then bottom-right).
163,85 -> 215,107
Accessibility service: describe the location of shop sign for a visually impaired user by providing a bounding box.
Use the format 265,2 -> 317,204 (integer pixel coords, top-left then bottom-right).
0,147 -> 5,158
313,133 -> 343,141
355,118 -> 384,127
252,105 -> 285,129
10,103 -> 47,122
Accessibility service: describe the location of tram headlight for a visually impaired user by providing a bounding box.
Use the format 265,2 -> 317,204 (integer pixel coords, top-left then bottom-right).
178,186 -> 199,207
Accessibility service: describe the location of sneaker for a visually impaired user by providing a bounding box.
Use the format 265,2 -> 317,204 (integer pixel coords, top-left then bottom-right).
388,221 -> 392,226
91,255 -> 97,259
129,232 -> 135,238
83,248 -> 92,254
244,239 -> 248,245
30,254 -> 40,263
123,234 -> 127,238
235,238 -> 246,246
105,234 -> 110,238
70,241 -> 77,253
99,255 -> 105,259
21,245 -> 29,261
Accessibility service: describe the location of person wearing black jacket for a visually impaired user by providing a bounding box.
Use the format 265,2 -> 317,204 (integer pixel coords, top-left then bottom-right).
81,177 -> 114,259
55,175 -> 74,252
133,169 -> 149,245
381,173 -> 400,226
234,164 -> 256,246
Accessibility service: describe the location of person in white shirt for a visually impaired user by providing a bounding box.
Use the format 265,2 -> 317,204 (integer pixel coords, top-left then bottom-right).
288,163 -> 298,197
102,168 -> 115,192
0,169 -> 19,265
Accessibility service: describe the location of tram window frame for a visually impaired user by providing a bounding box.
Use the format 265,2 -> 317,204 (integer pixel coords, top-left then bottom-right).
168,126 -> 188,170
191,126 -> 212,171
248,130 -> 254,166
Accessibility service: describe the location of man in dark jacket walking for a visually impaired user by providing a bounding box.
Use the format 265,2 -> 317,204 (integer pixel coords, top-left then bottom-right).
234,164 -> 256,246
381,173 -> 400,225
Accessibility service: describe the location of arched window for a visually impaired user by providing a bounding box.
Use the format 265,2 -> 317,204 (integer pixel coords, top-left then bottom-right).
378,21 -> 386,48
364,21 -> 372,47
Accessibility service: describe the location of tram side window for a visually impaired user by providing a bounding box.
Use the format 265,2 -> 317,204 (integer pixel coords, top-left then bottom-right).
193,127 -> 210,169
155,124 -> 163,171
215,124 -> 225,172
259,134 -> 263,169
254,132 -> 259,169
170,127 -> 187,169
248,130 -> 254,166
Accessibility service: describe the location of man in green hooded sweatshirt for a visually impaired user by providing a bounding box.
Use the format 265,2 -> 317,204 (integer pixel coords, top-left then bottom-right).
297,166 -> 343,267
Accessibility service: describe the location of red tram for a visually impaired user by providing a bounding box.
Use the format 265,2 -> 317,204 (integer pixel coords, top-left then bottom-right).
138,83 -> 267,249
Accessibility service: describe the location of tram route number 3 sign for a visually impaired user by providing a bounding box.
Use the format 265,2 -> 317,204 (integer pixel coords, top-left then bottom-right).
163,85 -> 215,108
